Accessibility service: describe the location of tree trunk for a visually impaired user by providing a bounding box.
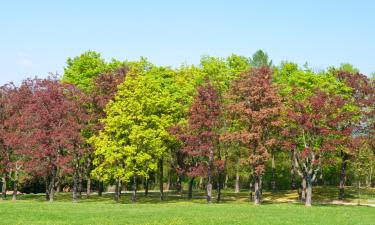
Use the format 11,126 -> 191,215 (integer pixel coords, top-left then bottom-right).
305,177 -> 312,207
291,172 -> 296,190
166,169 -> 171,191
132,175 -> 137,202
216,171 -> 222,203
55,175 -> 61,193
188,177 -> 194,199
176,174 -> 182,193
254,175 -> 261,205
48,170 -> 56,202
144,178 -> 149,196
291,150 -> 296,190
1,174 -> 6,200
370,167 -> 373,187
207,147 -> 213,204
98,181 -> 103,197
206,181 -> 212,203
206,162 -> 213,203
224,174 -> 228,189
249,175 -> 253,202
86,157 -> 92,198
339,152 -> 348,200
12,169 -> 19,201
318,172 -> 323,186
158,159 -> 164,201
271,154 -> 276,192
357,180 -> 361,205
118,179 -> 122,198
301,178 -> 306,202
45,178 -> 50,201
114,178 -> 121,202
199,177 -> 204,190
235,156 -> 240,193
235,173 -> 240,193
86,177 -> 91,199
73,169 -> 80,202
78,169 -> 82,198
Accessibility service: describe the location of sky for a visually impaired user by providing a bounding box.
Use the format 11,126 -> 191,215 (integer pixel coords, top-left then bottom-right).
1,0 -> 374,85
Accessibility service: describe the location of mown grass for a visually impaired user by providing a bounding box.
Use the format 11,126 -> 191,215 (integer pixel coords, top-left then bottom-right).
0,186 -> 374,225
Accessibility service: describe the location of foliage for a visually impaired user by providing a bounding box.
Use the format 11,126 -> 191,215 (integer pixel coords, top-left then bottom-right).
91,65 -> 186,183
62,50 -> 108,92
178,79 -> 222,178
249,49 -> 272,68
0,84 -> 17,178
1,51 -> 374,208
4,77 -> 87,201
337,63 -> 360,74
282,88 -> 354,206
223,67 -> 283,204
274,62 -> 352,99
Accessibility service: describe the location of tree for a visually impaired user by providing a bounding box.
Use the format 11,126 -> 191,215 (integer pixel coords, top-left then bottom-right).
282,89 -> 353,206
7,77 -> 87,202
249,50 -> 272,68
0,83 -> 17,200
338,63 -> 359,74
200,54 -> 251,197
274,62 -> 353,196
332,70 -> 374,199
274,62 -> 351,99
2,80 -> 35,201
62,51 -> 128,199
351,138 -> 374,204
176,79 -> 222,203
91,63 -> 184,202
223,67 -> 282,204
62,50 -> 107,92
81,65 -> 128,198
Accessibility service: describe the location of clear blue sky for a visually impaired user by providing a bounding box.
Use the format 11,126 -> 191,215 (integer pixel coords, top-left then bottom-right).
1,0 -> 374,85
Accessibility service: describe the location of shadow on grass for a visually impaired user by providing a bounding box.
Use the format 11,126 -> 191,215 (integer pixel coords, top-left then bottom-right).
4,185 -> 375,206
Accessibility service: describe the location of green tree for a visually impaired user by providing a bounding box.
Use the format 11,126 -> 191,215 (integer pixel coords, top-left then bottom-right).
338,63 -> 360,74
199,54 -> 251,195
274,61 -> 352,99
352,139 -> 374,204
200,54 -> 250,93
62,50 -> 107,92
91,63 -> 191,201
249,49 -> 272,68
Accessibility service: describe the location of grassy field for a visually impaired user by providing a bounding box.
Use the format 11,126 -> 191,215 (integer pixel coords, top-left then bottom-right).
1,186 -> 375,225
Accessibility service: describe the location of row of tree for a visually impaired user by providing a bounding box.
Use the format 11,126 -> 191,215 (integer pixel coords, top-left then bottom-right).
0,50 -> 374,207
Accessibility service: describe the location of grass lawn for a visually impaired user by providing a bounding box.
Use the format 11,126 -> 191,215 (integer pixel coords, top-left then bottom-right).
0,186 -> 374,225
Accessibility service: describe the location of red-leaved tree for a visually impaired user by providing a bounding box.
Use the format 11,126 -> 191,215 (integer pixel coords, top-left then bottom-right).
5,77 -> 87,202
178,78 -> 222,203
0,83 -> 17,200
334,70 -> 375,199
283,88 -> 354,206
223,67 -> 282,205
3,80 -> 34,201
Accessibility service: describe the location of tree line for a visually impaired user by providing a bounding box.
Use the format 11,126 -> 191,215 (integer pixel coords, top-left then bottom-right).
0,50 -> 374,207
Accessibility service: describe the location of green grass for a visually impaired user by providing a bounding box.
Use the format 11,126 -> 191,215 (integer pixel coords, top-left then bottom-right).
1,201 -> 375,225
0,186 -> 375,225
